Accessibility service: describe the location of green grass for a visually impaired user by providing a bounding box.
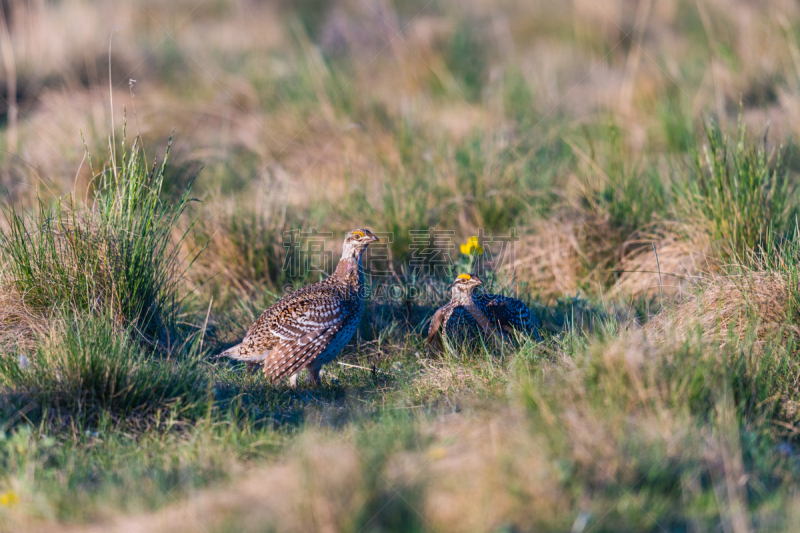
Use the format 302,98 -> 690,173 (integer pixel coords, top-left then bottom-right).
351,413 -> 429,533
2,120 -> 799,532
0,416 -> 286,524
444,20 -> 487,102
0,131 -> 195,346
6,1 -> 800,530
523,324 -> 799,530
0,311 -> 207,428
682,117 -> 796,261
579,120 -> 670,235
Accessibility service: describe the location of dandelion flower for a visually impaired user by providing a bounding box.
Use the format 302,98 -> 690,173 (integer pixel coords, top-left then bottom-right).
460,236 -> 484,255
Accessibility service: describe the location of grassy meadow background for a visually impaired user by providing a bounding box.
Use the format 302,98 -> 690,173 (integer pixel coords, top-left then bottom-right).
1,0 -> 800,530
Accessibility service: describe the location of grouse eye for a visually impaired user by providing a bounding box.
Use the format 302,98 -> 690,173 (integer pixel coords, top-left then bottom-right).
457,274 -> 471,282
351,230 -> 365,239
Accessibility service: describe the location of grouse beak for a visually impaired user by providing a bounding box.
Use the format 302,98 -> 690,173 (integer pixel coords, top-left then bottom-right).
369,233 -> 379,243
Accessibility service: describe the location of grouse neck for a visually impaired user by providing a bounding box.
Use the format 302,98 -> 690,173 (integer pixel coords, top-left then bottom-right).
333,254 -> 364,286
452,288 -> 475,307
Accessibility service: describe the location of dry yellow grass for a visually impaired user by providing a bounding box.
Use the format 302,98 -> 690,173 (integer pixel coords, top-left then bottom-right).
645,271 -> 799,348
508,218 -> 588,298
611,223 -> 714,300
0,283 -> 47,352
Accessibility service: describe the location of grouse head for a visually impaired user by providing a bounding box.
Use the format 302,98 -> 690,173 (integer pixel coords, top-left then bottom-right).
451,273 -> 483,297
341,228 -> 379,260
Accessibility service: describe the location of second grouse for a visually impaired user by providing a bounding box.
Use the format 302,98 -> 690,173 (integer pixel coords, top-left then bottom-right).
427,273 -> 541,350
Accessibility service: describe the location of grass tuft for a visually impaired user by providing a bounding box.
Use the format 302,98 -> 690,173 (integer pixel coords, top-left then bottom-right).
0,131 -> 196,346
683,117 -> 795,261
0,311 -> 207,429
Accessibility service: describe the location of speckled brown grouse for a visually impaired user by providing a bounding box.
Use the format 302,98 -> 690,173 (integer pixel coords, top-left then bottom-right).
216,229 -> 378,385
427,273 -> 541,351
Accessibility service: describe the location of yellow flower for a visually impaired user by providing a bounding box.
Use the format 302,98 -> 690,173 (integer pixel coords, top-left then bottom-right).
460,236 -> 484,255
0,490 -> 19,507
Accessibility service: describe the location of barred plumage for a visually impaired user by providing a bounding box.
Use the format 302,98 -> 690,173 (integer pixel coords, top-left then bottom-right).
473,292 -> 541,341
427,273 -> 541,350
216,228 -> 378,385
